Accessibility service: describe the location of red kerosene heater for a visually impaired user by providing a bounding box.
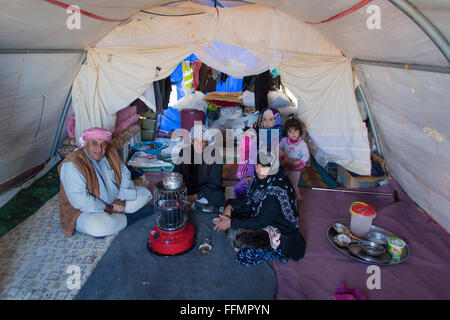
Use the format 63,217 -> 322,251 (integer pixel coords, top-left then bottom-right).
147,173 -> 195,255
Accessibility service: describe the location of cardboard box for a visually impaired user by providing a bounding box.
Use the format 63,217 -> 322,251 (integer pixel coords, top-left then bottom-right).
337,153 -> 388,188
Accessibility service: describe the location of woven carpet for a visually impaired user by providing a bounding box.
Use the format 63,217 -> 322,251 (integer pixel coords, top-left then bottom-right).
0,194 -> 117,300
298,158 -> 338,189
0,163 -> 60,237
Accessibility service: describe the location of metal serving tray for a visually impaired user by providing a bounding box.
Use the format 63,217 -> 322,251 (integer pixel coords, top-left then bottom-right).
327,221 -> 410,265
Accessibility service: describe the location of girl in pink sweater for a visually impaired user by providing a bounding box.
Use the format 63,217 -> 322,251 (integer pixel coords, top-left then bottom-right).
280,115 -> 310,203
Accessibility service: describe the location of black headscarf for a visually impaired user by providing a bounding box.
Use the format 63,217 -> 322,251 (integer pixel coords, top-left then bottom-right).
244,162 -> 299,229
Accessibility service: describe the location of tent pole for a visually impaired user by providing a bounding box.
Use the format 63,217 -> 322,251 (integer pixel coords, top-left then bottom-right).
389,0 -> 450,63
356,84 -> 383,158
352,58 -> 450,74
49,87 -> 73,159
0,49 -> 87,54
49,53 -> 87,159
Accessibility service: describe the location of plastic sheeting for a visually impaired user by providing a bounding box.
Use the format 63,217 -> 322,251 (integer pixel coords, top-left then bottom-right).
158,107 -> 181,132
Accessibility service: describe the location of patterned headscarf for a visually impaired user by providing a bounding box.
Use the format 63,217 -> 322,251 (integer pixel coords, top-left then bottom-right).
258,108 -> 283,129
78,127 -> 112,149
245,164 -> 299,229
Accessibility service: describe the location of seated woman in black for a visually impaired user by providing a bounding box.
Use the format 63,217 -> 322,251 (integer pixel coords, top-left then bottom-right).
173,125 -> 224,208
213,149 -> 305,262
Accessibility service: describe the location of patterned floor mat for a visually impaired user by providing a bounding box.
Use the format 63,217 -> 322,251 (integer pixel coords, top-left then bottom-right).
299,158 -> 338,189
0,194 -> 117,300
0,163 -> 60,237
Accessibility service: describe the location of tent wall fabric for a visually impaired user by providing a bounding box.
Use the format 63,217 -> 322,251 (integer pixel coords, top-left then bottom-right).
278,54 -> 371,174
356,64 -> 450,232
0,0 -> 158,50
0,52 -> 84,185
96,3 -> 342,74
260,0 -> 448,65
72,46 -> 191,140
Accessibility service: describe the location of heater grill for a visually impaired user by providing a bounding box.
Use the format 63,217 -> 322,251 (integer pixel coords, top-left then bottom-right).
148,180 -> 195,256
154,181 -> 188,231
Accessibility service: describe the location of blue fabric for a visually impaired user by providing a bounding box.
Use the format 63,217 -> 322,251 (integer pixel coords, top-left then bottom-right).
215,75 -> 243,92
171,54 -> 200,100
171,54 -> 244,100
158,107 -> 180,131
236,247 -> 288,266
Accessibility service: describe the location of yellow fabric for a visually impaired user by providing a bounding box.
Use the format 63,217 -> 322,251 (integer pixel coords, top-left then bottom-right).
182,61 -> 194,93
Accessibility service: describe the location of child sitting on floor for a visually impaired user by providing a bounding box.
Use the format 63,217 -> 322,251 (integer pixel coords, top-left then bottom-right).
279,114 -> 310,203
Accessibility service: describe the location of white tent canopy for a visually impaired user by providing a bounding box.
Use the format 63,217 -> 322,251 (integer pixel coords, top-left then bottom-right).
73,3 -> 370,175
0,0 -> 449,232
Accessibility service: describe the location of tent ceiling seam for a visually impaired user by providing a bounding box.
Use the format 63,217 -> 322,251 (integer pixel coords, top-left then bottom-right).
43,0 -> 126,22
306,0 -> 373,25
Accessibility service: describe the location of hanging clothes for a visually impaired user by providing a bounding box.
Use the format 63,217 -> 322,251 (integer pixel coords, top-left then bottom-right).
254,70 -> 271,111
192,60 -> 203,91
242,70 -> 271,111
182,61 -> 194,93
198,63 -> 217,93
242,76 -> 255,92
170,54 -> 199,100
271,69 -> 281,90
153,76 -> 172,114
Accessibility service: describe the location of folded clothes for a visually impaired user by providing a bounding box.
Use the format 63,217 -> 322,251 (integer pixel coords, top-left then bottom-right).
127,151 -> 173,168
207,100 -> 241,108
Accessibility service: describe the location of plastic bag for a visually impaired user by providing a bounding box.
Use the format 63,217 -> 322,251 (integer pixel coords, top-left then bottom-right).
173,91 -> 207,113
268,90 -> 291,108
240,90 -> 255,107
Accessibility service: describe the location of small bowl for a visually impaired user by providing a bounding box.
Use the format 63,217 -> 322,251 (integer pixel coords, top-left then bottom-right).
364,231 -> 388,247
358,240 -> 386,256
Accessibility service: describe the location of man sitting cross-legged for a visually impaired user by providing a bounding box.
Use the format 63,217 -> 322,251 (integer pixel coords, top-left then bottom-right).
58,127 -> 152,238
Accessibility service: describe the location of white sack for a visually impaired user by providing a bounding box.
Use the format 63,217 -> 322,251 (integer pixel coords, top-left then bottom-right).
268,90 -> 292,108
241,90 -> 255,107
173,91 -> 207,113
